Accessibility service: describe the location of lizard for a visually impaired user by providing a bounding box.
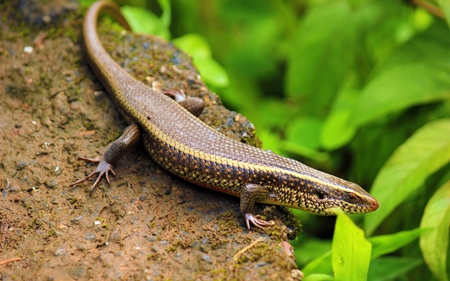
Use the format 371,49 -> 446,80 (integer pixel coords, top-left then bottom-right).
71,0 -> 379,229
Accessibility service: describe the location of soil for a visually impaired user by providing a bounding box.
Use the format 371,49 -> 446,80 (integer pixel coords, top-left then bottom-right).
0,1 -> 302,280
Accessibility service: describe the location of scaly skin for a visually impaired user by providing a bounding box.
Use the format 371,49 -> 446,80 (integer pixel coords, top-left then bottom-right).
73,0 -> 379,229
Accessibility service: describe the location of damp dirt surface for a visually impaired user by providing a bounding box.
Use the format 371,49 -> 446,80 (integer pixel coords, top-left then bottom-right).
0,1 -> 303,280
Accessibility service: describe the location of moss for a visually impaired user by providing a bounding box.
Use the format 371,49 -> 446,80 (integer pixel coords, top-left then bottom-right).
166,244 -> 177,252
47,228 -> 58,237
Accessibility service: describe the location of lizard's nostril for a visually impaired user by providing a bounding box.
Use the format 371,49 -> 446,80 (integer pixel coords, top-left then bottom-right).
370,199 -> 379,211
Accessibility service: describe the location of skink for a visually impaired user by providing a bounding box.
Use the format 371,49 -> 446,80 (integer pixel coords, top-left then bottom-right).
72,0 -> 379,229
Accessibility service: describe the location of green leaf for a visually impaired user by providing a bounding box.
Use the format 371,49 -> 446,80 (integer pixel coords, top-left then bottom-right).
173,34 -> 211,59
285,117 -> 322,151
368,257 -> 423,281
302,251 -> 332,277
364,119 -> 450,235
285,2 -> 356,116
80,0 -> 96,6
279,109 -> 330,161
156,0 -> 171,33
303,274 -> 335,281
352,22 -> 450,126
320,87 -> 359,150
293,236 -> 332,267
369,228 -> 423,259
437,0 -> 450,28
173,34 -> 229,87
193,56 -> 229,88
332,210 -> 372,281
420,179 -> 450,281
258,127 -> 283,155
121,6 -> 170,39
280,141 -> 330,163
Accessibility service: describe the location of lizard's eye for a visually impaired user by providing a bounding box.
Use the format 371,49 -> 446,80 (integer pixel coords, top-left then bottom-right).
345,193 -> 359,204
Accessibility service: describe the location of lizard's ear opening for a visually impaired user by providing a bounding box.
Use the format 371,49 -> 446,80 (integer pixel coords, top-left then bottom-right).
314,190 -> 325,200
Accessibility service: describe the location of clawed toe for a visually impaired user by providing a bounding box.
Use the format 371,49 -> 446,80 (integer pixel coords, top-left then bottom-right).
244,213 -> 275,230
77,156 -> 101,164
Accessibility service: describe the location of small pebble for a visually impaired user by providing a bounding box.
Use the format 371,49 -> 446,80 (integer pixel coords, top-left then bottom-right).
202,254 -> 212,263
109,228 -> 121,242
84,233 -> 96,240
53,166 -> 62,176
145,235 -> 157,242
24,46 -> 33,53
256,262 -> 268,268
70,216 -> 83,224
54,247 -> 65,256
45,179 -> 58,188
16,160 -> 28,170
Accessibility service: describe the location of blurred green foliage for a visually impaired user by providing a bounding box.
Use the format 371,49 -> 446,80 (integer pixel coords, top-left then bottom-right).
82,0 -> 450,280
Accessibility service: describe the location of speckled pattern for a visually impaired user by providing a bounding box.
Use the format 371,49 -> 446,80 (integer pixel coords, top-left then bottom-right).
82,0 -> 379,225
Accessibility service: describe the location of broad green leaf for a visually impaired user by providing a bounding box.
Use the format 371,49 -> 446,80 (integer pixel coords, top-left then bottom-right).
302,251 -> 332,277
353,63 -> 450,126
258,127 -> 283,155
352,22 -> 450,126
221,17 -> 280,78
369,228 -> 423,259
420,179 -> 450,281
285,2 -> 356,116
193,56 -> 229,88
281,106 -> 329,161
121,6 -> 170,40
437,0 -> 450,28
320,87 -> 359,150
173,34 -> 211,59
303,274 -> 334,281
173,34 -> 229,87
280,141 -> 330,163
364,119 -> 450,235
320,109 -> 356,151
333,210 -> 371,281
285,117 -> 322,151
292,236 -> 332,267
156,0 -> 171,32
368,257 -> 423,281
249,98 -> 293,129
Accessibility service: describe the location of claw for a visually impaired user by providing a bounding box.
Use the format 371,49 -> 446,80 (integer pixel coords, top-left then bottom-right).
70,158 -> 115,194
77,156 -> 101,163
244,213 -> 275,230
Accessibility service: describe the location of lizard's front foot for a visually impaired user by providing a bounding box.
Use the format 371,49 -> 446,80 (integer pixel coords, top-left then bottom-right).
245,213 -> 275,229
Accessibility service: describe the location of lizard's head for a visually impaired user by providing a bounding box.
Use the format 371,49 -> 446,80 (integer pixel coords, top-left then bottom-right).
271,175 -> 379,215
309,180 -> 379,215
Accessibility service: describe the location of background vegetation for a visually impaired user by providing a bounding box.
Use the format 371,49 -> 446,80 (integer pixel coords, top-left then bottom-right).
82,0 -> 450,280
